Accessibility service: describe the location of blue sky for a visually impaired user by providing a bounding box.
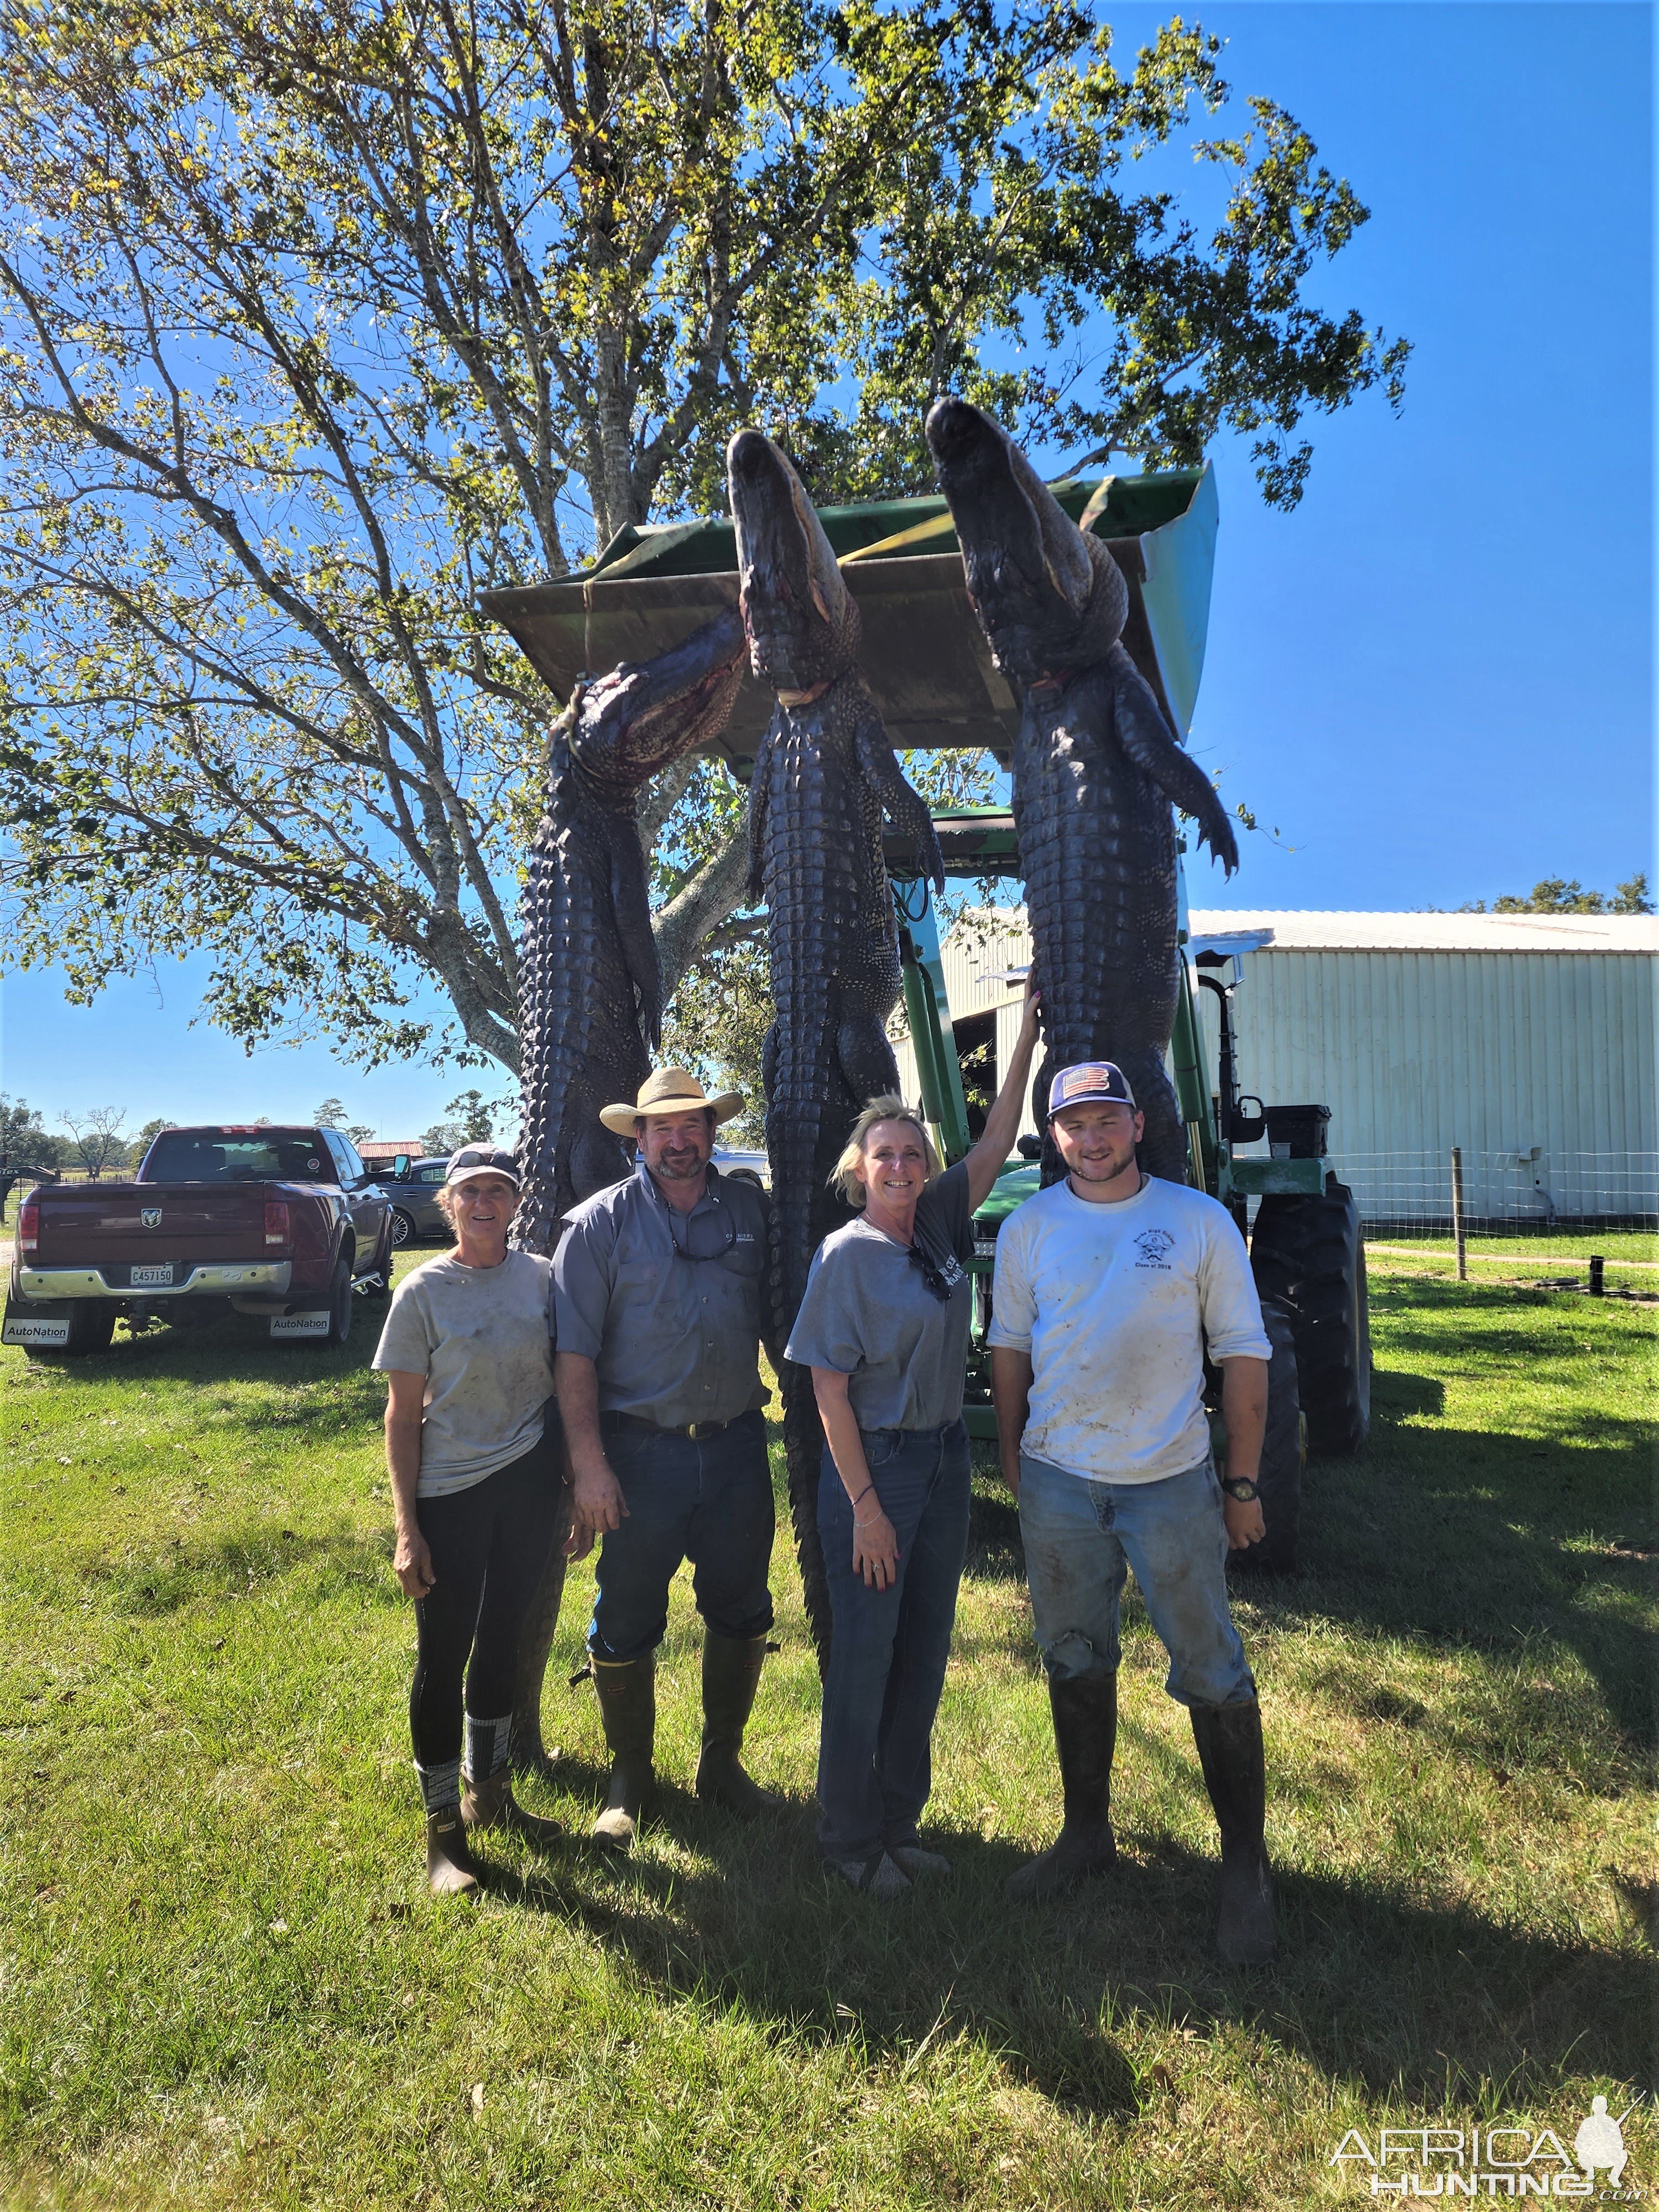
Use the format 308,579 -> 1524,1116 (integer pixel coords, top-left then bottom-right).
4,0 -> 1651,1142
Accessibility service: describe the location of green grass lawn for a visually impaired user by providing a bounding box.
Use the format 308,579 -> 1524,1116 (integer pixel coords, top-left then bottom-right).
2,1257 -> 1653,2209
1370,1229 -> 1656,1269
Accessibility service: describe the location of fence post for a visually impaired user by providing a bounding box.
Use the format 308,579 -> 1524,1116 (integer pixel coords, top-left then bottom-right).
1589,1254 -> 1604,1297
1451,1147 -> 1467,1281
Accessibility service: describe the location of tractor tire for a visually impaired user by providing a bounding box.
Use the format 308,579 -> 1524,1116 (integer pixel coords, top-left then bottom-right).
1251,1183 -> 1371,1457
1230,1298 -> 1304,1577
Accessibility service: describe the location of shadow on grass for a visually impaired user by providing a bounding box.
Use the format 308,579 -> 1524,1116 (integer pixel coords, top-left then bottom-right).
1232,1357 -> 1657,1756
472,1780 -> 1648,2114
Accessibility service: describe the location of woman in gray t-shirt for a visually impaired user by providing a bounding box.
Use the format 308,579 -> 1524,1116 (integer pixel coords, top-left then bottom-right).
372,1145 -> 559,1895
785,983 -> 1041,1896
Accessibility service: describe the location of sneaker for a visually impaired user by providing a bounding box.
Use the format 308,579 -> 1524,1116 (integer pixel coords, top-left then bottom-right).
888,1843 -> 952,1879
829,1850 -> 911,1899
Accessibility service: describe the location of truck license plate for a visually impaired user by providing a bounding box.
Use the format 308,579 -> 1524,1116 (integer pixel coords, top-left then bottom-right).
2,1314 -> 71,1347
270,1312 -> 330,1338
130,1264 -> 174,1287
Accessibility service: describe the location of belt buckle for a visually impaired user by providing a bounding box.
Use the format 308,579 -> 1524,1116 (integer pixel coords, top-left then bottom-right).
687,1419 -> 720,1441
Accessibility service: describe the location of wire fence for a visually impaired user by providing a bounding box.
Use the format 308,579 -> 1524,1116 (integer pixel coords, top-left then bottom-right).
1319,1151 -> 1659,1235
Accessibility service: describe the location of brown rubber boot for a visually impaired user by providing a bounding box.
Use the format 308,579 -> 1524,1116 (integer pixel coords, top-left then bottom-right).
425,1807 -> 481,1897
1189,1698 -> 1276,1964
694,1631 -> 780,1818
1006,1672 -> 1119,1900
592,1653 -> 655,1850
461,1767 -> 562,1853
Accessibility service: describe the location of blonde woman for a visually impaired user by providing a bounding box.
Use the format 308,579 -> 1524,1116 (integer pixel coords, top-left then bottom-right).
785,983 -> 1041,1896
374,1145 -> 561,1896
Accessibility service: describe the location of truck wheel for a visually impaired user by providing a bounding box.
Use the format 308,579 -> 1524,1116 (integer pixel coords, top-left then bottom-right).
1251,1183 -> 1371,1457
389,1208 -> 417,1249
36,1301 -> 118,1361
1230,1298 -> 1304,1577
322,1253 -> 354,1348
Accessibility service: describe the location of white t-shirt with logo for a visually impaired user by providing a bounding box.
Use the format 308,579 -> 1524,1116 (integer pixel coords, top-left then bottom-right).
987,1174 -> 1270,1484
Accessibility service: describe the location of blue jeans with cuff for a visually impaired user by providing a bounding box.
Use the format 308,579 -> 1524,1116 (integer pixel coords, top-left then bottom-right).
588,1408 -> 775,1662
1017,1454 -> 1254,1707
816,1418 -> 972,1865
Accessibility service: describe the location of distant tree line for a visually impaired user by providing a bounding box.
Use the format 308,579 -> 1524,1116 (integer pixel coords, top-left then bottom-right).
1459,873 -> 1651,916
0,1088 -> 507,1181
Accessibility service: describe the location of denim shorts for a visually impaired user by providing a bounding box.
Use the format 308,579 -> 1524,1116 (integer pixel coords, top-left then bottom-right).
1017,1453 -> 1254,1708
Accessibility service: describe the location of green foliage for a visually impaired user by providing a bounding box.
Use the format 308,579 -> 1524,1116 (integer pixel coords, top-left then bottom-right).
0,0 -> 1407,1075
0,1094 -> 62,1172
421,1088 -> 502,1155
660,941 -> 774,1147
0,1263 -> 1650,2204
1462,873 -> 1653,916
312,1099 -> 377,1147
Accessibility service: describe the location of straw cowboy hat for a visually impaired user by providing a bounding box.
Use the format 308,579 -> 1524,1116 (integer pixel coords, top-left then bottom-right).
599,1067 -> 744,1137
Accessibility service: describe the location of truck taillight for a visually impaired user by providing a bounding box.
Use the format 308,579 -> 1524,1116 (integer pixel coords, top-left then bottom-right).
264,1201 -> 290,1247
18,1197 -> 38,1255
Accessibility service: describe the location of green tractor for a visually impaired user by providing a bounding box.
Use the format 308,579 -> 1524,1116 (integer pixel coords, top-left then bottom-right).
488,455 -> 1371,1569
884,812 -> 1371,1574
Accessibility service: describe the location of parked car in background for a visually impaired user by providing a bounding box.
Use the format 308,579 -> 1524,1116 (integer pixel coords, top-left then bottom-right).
712,1144 -> 769,1190
3,1125 -> 393,1357
371,1156 -> 452,1247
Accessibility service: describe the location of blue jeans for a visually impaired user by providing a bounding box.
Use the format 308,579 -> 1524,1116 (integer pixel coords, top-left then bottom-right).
816,1420 -> 972,1864
589,1409 -> 775,1662
1017,1454 -> 1255,1708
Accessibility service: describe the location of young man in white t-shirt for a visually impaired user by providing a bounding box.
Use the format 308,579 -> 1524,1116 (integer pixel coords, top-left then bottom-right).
989,1060 -> 1276,1963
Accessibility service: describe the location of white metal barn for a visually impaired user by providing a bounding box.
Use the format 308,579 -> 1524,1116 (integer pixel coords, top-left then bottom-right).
891,908 -> 1659,1225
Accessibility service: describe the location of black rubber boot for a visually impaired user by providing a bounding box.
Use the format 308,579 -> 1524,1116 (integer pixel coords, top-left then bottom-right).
695,1631 -> 780,1818
1006,1672 -> 1119,1900
1190,1698 -> 1276,1964
425,1807 -> 481,1897
461,1767 -> 562,1853
592,1654 -> 655,1850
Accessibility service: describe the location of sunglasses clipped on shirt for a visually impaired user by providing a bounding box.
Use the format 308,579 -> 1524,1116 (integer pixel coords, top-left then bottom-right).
667,1209 -> 738,1264
907,1242 -> 963,1304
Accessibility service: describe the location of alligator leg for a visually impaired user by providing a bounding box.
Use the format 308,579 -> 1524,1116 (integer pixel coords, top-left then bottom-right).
1108,645 -> 1239,877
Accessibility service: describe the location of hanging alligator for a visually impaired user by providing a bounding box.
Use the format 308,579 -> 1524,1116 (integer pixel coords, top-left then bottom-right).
925,397 -> 1239,1182
509,604 -> 748,1770
728,427 -> 945,1666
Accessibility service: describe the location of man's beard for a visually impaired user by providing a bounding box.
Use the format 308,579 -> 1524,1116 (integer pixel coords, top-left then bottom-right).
653,1150 -> 706,1181
1067,1138 -> 1138,1185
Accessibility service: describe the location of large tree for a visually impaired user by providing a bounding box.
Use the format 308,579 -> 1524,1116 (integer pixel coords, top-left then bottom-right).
0,0 -> 1406,1075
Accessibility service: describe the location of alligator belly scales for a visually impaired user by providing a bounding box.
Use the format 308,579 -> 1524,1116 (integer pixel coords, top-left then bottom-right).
926,399 -> 1238,1180
508,607 -> 747,1768
729,430 -> 942,1666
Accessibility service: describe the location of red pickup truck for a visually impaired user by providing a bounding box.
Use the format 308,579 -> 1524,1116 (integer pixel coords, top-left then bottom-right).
3,1125 -> 397,1358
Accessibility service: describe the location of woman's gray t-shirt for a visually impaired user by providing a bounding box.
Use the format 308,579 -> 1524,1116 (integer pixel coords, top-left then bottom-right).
785,1161 -> 975,1431
372,1249 -> 555,1497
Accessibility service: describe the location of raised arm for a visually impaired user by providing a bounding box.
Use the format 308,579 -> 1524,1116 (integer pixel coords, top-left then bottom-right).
962,974 -> 1043,1211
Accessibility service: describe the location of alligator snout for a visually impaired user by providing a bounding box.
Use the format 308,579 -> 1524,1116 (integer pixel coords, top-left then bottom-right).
926,397 -> 1121,686
728,430 -> 858,692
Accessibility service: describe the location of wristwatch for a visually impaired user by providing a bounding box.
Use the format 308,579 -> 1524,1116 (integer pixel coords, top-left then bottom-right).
1221,1477 -> 1260,1503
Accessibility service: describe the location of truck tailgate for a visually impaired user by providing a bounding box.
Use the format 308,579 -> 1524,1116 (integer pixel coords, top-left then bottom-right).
32,1183 -> 272,1266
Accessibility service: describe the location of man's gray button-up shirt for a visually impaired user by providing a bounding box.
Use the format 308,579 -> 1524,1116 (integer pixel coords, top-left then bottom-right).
552,1164 -> 774,1428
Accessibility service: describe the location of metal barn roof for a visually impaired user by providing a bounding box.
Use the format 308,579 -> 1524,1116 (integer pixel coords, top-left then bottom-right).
1186,910 -> 1658,954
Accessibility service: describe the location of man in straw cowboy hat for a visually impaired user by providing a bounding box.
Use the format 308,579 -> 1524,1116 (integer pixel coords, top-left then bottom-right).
553,1067 -> 780,1847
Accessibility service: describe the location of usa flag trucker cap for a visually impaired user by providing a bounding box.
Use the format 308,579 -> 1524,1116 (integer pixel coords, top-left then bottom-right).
1046,1061 -> 1138,1118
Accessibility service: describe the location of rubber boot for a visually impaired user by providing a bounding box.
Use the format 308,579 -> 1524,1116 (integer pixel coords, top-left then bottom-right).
461,1766 -> 562,1853
592,1654 -> 655,1850
1190,1698 -> 1276,1964
425,1807 -> 481,1897
1006,1672 -> 1119,1900
694,1631 -> 780,1818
